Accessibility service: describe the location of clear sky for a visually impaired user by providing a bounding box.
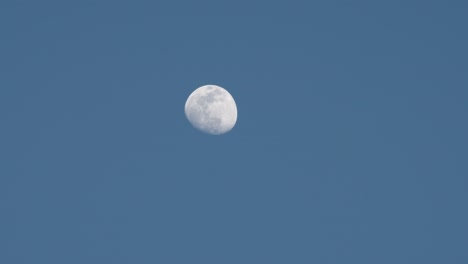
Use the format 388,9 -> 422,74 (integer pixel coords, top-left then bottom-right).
1,1 -> 467,263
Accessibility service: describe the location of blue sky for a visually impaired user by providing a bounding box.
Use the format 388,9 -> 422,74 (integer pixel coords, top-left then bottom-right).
1,1 -> 467,263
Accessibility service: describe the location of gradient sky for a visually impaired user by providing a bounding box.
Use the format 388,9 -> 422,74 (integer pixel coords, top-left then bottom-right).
1,1 -> 467,263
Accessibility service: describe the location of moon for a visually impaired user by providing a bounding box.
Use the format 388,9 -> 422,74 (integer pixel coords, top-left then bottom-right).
184,85 -> 238,135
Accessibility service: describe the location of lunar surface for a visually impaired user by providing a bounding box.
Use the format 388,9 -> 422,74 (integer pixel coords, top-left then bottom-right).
184,85 -> 237,135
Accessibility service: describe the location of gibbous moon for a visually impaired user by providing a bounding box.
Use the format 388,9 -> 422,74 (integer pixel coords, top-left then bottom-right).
184,85 -> 237,135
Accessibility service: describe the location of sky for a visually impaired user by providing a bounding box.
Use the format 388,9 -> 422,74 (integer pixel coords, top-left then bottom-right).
1,1 -> 467,263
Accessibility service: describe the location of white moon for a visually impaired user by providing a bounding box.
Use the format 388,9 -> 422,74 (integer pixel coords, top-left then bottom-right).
184,85 -> 238,135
